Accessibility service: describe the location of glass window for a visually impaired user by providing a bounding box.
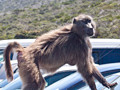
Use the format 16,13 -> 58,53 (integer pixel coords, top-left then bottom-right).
92,51 -> 99,64
0,49 -> 13,62
45,71 -> 75,87
0,49 -> 4,62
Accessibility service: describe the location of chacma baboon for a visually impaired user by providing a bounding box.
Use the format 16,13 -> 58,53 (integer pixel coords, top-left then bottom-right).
4,14 -> 117,90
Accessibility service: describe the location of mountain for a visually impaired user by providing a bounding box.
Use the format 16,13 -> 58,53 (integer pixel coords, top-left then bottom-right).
0,0 -> 65,12
0,0 -> 120,39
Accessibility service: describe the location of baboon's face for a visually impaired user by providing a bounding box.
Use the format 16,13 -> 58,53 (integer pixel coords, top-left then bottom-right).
73,15 -> 96,37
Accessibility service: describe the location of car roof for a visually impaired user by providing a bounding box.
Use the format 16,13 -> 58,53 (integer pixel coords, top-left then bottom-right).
0,38 -> 120,49
90,39 -> 120,49
0,39 -> 35,49
0,60 -> 17,64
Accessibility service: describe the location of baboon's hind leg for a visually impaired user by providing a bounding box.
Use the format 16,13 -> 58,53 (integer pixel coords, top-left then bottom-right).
22,71 -> 45,90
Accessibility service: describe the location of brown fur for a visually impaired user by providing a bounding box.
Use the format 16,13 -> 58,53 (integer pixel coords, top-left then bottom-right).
4,14 -> 117,90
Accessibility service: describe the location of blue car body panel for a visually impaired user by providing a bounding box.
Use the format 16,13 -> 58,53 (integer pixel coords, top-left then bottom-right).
45,63 -> 120,90
0,72 -> 19,88
1,63 -> 120,90
45,72 -> 82,90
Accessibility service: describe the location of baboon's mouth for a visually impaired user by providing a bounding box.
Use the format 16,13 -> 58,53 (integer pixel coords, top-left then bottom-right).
87,28 -> 94,36
88,32 -> 93,36
87,31 -> 93,36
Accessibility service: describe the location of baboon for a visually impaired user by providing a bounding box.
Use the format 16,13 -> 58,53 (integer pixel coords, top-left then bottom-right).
4,14 -> 117,90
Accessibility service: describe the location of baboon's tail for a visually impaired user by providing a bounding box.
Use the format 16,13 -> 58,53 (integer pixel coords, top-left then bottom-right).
4,42 -> 23,82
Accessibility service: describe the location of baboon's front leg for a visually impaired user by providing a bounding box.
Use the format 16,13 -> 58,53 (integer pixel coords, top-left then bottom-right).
84,74 -> 97,90
77,64 -> 97,90
92,65 -> 117,88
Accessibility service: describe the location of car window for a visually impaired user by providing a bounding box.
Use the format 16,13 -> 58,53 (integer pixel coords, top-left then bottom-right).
0,49 -> 13,62
92,51 -> 99,64
0,49 -> 4,62
45,71 -> 76,87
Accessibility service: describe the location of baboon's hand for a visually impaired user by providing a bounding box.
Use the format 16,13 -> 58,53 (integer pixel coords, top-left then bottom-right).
102,82 -> 117,88
109,82 -> 117,88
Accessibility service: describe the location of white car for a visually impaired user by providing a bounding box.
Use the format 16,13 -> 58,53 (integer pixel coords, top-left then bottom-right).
0,38 -> 120,80
0,39 -> 35,80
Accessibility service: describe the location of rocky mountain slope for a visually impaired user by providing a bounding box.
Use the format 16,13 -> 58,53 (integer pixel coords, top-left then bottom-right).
0,0 -> 120,39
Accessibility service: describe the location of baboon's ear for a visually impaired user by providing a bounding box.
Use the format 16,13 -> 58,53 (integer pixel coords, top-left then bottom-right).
73,18 -> 77,24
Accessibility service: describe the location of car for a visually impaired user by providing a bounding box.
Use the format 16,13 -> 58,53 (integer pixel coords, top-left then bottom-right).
1,63 -> 120,90
44,63 -> 120,90
0,39 -> 35,80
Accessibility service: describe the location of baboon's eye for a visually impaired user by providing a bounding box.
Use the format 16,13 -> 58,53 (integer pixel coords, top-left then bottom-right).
82,19 -> 91,24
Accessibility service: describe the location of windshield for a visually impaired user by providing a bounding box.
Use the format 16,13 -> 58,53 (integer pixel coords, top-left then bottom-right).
0,49 -> 4,62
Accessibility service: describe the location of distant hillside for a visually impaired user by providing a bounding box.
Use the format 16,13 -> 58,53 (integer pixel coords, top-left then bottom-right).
0,0 -> 65,12
0,0 -> 120,39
